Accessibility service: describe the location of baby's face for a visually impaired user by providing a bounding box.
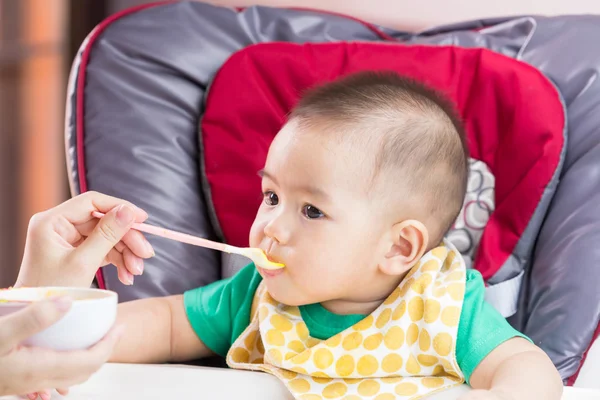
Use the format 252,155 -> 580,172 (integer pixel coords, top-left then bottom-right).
249,122 -> 396,310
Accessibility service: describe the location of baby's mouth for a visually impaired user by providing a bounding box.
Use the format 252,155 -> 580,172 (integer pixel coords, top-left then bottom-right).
262,243 -> 283,264
265,253 -> 280,263
259,266 -> 284,278
259,251 -> 286,276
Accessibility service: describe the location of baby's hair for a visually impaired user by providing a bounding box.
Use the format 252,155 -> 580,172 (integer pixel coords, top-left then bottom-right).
289,71 -> 469,243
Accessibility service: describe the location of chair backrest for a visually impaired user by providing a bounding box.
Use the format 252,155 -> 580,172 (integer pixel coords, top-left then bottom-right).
65,2 -> 389,301
201,43 -> 565,310
66,2 -> 600,383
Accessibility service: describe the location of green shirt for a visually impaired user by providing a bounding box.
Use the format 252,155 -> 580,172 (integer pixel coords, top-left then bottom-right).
184,263 -> 528,384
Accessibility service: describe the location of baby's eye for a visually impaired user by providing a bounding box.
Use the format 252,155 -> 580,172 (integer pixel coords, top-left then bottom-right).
302,205 -> 325,219
264,191 -> 279,206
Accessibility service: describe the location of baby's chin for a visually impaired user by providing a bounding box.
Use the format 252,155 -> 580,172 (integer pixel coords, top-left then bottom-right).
264,284 -> 309,307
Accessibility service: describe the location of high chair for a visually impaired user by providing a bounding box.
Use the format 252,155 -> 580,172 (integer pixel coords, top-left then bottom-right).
65,1 -> 600,387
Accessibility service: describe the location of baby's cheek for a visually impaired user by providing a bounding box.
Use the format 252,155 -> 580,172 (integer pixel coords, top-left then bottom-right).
318,242 -> 351,267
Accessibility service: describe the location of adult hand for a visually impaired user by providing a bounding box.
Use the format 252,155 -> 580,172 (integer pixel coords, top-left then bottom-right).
0,296 -> 122,398
16,191 -> 154,288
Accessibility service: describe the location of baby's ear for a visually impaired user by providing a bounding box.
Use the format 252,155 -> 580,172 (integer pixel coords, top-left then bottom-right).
379,220 -> 429,276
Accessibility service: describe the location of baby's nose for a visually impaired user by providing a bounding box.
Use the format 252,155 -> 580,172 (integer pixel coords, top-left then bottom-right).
264,215 -> 291,245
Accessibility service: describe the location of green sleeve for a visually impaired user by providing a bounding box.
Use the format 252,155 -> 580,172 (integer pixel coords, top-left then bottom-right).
456,270 -> 530,384
183,263 -> 263,357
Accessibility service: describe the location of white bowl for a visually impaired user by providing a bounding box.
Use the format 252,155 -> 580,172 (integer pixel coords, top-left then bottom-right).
0,287 -> 117,351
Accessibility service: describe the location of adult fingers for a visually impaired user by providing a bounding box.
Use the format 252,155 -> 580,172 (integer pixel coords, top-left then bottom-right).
123,247 -> 144,276
25,325 -> 123,389
0,297 -> 72,355
121,229 -> 154,260
105,248 -> 133,285
51,191 -> 148,225
67,205 -> 136,271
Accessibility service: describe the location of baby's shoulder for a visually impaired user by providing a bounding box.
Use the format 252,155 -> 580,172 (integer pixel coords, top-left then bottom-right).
465,268 -> 484,285
462,269 -> 487,305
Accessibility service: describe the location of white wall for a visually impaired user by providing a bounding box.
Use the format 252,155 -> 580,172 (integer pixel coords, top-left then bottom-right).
203,0 -> 600,30
110,1 -> 600,30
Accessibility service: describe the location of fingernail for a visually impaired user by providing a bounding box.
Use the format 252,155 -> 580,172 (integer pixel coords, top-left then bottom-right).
134,258 -> 143,275
27,393 -> 37,400
116,204 -> 135,227
40,392 -> 50,400
126,272 -> 134,285
145,240 -> 155,257
52,295 -> 73,312
137,207 -> 149,220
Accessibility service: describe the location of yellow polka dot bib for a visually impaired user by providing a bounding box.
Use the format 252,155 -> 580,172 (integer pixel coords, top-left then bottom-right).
227,241 -> 466,399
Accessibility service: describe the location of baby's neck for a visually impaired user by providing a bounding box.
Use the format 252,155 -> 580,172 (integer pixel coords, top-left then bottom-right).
318,271 -> 408,315
319,297 -> 385,316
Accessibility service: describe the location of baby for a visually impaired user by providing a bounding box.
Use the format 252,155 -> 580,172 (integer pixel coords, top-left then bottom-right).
112,72 -> 561,399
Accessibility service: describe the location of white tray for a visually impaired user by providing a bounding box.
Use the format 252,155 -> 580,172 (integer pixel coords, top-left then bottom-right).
1,363 -> 597,400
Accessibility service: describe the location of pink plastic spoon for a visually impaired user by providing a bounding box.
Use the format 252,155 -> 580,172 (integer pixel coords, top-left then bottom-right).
92,212 -> 284,270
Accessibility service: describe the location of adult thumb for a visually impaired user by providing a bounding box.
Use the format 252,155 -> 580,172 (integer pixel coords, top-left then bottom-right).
0,296 -> 72,354
72,204 -> 136,268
